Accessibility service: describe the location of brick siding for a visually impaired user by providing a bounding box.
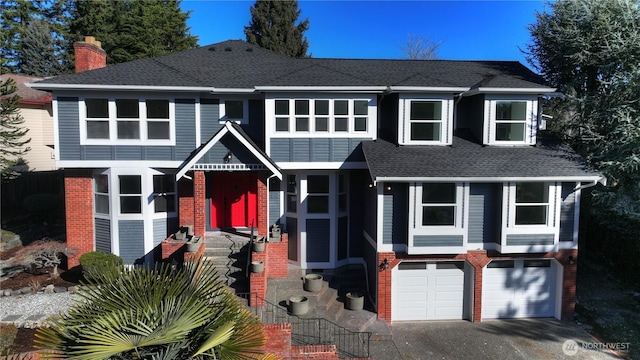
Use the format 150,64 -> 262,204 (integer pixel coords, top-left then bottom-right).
64,170 -> 94,268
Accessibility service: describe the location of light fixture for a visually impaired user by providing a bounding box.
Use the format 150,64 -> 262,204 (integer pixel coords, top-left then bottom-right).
379,258 -> 390,271
386,185 -> 392,191
223,151 -> 233,163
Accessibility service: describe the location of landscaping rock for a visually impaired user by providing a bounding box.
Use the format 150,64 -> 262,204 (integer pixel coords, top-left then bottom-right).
44,284 -> 55,293
54,286 -> 67,293
3,289 -> 12,296
20,287 -> 32,294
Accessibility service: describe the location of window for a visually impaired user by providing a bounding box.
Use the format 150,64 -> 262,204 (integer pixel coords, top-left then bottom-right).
307,175 -> 329,213
119,175 -> 142,214
275,100 -> 290,132
421,183 -> 456,226
82,98 -> 173,143
287,175 -> 297,213
146,100 -> 170,139
221,99 -> 247,123
153,175 -> 175,213
271,98 -> 373,134
94,174 -> 109,214
86,98 -> 109,139
515,182 -> 549,225
495,101 -> 527,141
338,174 -> 347,212
410,100 -> 442,141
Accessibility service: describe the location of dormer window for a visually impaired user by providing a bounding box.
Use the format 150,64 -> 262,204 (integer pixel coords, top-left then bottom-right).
486,96 -> 537,145
399,95 -> 453,145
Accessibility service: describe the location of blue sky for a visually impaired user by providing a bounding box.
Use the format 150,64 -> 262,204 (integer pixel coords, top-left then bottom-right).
180,0 -> 547,67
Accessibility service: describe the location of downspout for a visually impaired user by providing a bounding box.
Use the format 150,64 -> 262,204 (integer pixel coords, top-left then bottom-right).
574,177 -> 607,191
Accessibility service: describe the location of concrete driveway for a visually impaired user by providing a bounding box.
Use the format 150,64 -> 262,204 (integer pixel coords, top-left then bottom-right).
369,319 -> 623,360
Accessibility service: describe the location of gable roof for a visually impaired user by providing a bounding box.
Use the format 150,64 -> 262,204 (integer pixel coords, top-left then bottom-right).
362,132 -> 604,183
1,73 -> 52,105
32,40 -> 552,92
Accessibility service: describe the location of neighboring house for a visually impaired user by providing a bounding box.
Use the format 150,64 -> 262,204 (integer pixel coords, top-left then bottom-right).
1,73 -> 55,171
31,38 -> 604,324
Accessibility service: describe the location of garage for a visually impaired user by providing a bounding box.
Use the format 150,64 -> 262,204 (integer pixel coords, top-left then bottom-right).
392,261 -> 468,321
482,259 -> 559,319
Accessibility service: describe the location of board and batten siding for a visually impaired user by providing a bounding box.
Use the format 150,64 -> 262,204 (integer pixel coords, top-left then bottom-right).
175,99 -> 197,159
95,217 -> 111,253
269,138 -> 368,162
57,97 -> 81,160
468,183 -> 501,244
118,220 -> 145,264
306,219 -> 330,263
559,183 -> 577,242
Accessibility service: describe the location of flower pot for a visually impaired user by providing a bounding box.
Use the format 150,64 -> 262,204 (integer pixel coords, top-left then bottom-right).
250,261 -> 264,273
186,237 -> 202,252
303,274 -> 323,292
253,240 -> 266,253
288,296 -> 309,315
345,291 -> 364,310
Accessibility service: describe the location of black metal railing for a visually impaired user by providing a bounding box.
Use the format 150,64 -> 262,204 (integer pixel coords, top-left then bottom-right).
237,293 -> 371,359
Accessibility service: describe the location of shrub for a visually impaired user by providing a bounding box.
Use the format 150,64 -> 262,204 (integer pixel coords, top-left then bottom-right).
0,324 -> 18,354
79,251 -> 124,282
11,239 -> 76,276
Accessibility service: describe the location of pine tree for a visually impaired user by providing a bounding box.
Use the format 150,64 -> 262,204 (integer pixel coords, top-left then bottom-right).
69,0 -> 198,65
244,0 -> 309,58
0,76 -> 30,175
22,18 -> 64,76
0,0 -> 38,73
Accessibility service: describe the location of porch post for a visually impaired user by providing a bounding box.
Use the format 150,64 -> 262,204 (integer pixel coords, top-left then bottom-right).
64,169 -> 94,267
194,171 -> 206,236
257,174 -> 268,236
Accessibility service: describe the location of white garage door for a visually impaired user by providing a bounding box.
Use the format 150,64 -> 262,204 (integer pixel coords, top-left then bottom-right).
483,259 -> 557,319
392,261 -> 466,321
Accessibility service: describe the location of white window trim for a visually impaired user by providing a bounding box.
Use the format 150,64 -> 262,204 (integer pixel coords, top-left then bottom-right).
500,182 -> 561,253
265,95 -> 377,138
407,182 -> 467,254
398,95 -> 453,145
79,97 -> 176,146
219,98 -> 249,124
485,95 -> 538,145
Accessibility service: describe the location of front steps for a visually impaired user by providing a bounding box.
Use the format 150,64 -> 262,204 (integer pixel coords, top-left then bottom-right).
203,231 -> 253,294
266,265 -> 392,340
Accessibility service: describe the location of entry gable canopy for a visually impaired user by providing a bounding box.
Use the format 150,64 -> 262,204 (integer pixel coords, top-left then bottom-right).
176,121 -> 281,181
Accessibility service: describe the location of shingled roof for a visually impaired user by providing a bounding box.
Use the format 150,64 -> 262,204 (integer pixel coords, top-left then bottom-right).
362,132 -> 602,181
33,40 -> 550,90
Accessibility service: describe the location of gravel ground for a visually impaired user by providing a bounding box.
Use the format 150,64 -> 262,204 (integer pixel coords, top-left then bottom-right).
0,291 -> 79,328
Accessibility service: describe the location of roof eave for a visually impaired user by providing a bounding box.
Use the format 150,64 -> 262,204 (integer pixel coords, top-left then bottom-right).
372,175 -> 605,184
27,83 -> 216,92
462,87 -> 557,97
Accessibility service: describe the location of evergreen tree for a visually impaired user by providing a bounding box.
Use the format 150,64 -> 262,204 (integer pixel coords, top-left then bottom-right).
69,0 -> 198,65
244,0 -> 309,58
0,0 -> 38,73
22,18 -> 64,76
526,0 -> 640,227
0,76 -> 30,175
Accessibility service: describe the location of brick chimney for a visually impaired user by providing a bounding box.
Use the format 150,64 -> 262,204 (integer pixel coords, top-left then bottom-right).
74,36 -> 106,73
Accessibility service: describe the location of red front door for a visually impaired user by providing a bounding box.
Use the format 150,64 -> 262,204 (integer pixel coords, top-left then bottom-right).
209,172 -> 257,228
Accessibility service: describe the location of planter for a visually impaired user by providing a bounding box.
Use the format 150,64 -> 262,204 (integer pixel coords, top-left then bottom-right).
303,274 -> 323,292
250,261 -> 264,273
288,296 -> 309,315
271,224 -> 281,239
345,291 -> 364,310
186,237 -> 202,252
253,240 -> 266,253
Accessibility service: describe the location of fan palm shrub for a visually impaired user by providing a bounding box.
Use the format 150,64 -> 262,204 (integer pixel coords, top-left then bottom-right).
35,256 -> 275,359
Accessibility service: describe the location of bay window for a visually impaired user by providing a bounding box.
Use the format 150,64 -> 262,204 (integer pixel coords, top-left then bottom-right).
94,174 -> 109,214
153,174 -> 176,213
119,175 -> 142,214
307,175 -> 329,213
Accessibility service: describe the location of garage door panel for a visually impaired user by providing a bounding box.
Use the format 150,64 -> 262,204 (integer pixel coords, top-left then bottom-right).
482,259 -> 557,319
392,262 -> 467,321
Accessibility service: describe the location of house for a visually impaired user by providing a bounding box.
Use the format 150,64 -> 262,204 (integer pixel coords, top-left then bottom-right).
31,38 -> 604,323
1,73 -> 55,171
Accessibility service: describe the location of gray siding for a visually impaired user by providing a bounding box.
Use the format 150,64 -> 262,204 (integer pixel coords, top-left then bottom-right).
175,99 -> 196,159
306,219 -> 330,263
382,193 -> 393,244
468,183 -> 501,244
506,234 -> 554,246
268,178 -> 281,226
201,99 -> 221,143
153,217 -> 178,247
242,99 -> 265,144
95,218 -> 111,253
338,216 -> 348,260
559,183 -> 576,242
58,97 -> 80,160
286,216 -> 298,261
118,220 -> 145,264
414,235 -> 464,247
270,138 -> 368,162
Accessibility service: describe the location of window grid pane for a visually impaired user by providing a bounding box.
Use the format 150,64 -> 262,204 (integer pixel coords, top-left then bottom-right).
116,99 -> 139,118
275,100 -> 289,115
411,101 -> 441,120
86,99 -> 108,118
295,100 -> 309,115
276,117 -> 289,131
296,117 -> 309,131
87,121 -> 109,139
148,121 -> 170,139
117,121 -> 140,139
146,100 -> 169,119
225,100 -> 244,119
